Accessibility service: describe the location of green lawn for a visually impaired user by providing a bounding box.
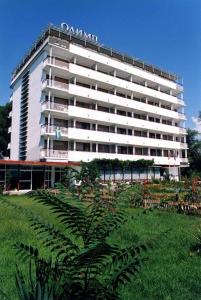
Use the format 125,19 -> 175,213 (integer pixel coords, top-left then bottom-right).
0,195 -> 201,299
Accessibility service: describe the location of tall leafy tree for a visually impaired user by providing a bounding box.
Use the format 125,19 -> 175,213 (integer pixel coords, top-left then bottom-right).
0,102 -> 11,156
185,128 -> 201,176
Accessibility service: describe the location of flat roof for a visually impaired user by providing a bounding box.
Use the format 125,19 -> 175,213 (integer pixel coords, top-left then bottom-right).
12,24 -> 180,83
0,159 -> 80,167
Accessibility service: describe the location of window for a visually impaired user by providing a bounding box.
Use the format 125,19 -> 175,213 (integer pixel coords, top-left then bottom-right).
98,125 -> 109,132
76,121 -> 90,130
76,142 -> 90,152
135,147 -> 142,155
98,144 -> 109,153
149,132 -> 155,139
117,127 -> 126,135
128,129 -> 132,135
117,110 -> 126,116
149,117 -> 154,122
98,105 -> 109,112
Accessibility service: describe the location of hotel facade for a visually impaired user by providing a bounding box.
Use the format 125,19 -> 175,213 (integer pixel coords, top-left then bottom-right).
6,24 -> 188,187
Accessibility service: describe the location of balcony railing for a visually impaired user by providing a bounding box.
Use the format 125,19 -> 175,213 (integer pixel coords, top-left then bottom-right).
41,125 -> 68,135
180,143 -> 188,149
69,62 -> 183,103
42,79 -> 68,91
180,158 -> 188,163
42,101 -> 68,112
178,112 -> 186,119
41,149 -> 68,158
44,57 -> 69,69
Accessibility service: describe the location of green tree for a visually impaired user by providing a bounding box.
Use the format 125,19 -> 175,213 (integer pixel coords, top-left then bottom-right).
184,128 -> 201,176
0,102 -> 11,156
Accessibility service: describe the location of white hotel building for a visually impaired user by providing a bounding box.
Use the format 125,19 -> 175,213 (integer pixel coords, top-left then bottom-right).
8,24 -> 188,182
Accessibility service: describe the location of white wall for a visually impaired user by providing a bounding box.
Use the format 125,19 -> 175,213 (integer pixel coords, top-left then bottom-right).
26,52 -> 46,161
10,80 -> 21,160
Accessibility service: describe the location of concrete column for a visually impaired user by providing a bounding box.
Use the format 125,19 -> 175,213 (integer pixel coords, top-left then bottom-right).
51,166 -> 55,188
49,67 -> 52,84
115,144 -> 118,154
48,90 -> 51,109
47,136 -> 50,156
49,46 -> 53,64
48,112 -> 51,132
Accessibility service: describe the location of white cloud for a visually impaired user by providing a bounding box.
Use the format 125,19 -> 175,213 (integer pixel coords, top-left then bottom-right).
192,117 -> 201,133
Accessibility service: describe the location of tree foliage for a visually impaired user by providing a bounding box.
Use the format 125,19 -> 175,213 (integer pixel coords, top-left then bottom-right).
184,128 -> 201,176
11,188 -> 150,300
0,102 -> 11,156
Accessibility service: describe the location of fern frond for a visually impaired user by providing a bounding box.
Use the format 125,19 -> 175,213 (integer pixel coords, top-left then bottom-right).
15,243 -> 39,262
110,257 -> 145,290
30,190 -> 87,239
73,242 -> 118,270
30,216 -> 80,262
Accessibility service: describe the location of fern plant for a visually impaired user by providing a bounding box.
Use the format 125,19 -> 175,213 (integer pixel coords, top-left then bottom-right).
13,188 -> 150,300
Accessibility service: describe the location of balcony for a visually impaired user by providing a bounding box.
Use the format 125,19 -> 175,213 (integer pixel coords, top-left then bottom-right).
8,126 -> 12,133
69,43 -> 181,92
68,106 -> 187,136
41,125 -> 68,136
180,158 -> 189,164
42,79 -> 68,92
42,101 -> 68,112
67,84 -> 186,121
67,127 -> 183,150
180,143 -> 188,149
178,112 -> 186,120
40,149 -> 68,159
68,63 -> 182,106
7,143 -> 11,150
67,150 -> 182,166
44,56 -> 69,70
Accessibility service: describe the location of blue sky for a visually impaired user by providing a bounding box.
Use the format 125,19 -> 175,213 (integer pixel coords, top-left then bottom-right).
0,0 -> 200,129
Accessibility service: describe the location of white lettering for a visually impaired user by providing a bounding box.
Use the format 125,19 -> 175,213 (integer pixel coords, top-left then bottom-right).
60,22 -> 98,42
61,23 -> 69,31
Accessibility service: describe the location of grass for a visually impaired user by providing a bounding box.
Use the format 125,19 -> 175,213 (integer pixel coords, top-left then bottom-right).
0,195 -> 201,299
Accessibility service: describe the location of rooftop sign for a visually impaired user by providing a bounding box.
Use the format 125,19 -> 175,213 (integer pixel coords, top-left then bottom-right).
61,22 -> 98,43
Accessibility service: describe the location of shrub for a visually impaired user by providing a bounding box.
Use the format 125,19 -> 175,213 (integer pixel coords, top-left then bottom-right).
116,184 -> 143,208
11,188 -> 150,300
